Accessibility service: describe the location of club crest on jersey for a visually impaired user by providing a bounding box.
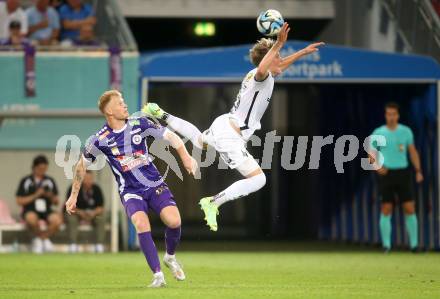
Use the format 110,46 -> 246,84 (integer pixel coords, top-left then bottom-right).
132,134 -> 142,145
155,185 -> 168,195
98,130 -> 110,140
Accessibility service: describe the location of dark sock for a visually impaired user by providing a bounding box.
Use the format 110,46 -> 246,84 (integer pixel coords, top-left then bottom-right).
138,232 -> 161,273
165,226 -> 181,255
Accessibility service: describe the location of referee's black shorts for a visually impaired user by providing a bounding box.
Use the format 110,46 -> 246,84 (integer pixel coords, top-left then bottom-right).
378,168 -> 414,203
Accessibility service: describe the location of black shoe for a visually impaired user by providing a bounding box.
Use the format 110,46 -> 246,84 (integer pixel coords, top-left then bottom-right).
411,247 -> 426,253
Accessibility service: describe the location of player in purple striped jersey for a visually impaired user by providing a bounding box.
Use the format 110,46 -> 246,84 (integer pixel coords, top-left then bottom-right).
66,90 -> 197,288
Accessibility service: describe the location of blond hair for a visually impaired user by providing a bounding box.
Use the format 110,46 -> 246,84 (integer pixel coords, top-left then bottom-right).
98,90 -> 121,113
249,38 -> 275,67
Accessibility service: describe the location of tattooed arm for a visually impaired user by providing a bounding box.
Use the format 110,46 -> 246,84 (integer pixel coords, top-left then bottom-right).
65,157 -> 87,215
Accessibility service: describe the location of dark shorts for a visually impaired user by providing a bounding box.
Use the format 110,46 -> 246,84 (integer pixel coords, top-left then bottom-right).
121,184 -> 176,218
22,210 -> 52,221
378,168 -> 414,203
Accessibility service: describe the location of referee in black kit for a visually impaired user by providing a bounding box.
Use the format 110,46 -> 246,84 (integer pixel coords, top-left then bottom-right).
369,103 -> 423,252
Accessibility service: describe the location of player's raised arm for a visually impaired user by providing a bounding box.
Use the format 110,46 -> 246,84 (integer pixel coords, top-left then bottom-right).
163,130 -> 198,176
255,22 -> 290,81
65,157 -> 87,215
279,42 -> 325,72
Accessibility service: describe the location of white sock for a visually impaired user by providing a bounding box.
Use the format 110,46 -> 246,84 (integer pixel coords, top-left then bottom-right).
164,252 -> 175,260
165,114 -> 204,149
213,172 -> 266,207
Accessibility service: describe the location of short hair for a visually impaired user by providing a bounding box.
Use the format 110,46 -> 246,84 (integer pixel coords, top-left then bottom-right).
249,38 -> 276,67
385,102 -> 400,112
32,155 -> 48,168
9,20 -> 21,29
98,90 -> 121,114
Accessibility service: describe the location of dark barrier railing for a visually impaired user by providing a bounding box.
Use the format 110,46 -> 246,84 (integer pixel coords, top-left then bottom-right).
383,0 -> 440,61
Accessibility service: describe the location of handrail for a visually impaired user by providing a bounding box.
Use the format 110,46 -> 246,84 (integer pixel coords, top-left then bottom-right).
382,0 -> 440,61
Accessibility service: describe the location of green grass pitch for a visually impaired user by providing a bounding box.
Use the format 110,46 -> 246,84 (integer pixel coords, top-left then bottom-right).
0,242 -> 439,299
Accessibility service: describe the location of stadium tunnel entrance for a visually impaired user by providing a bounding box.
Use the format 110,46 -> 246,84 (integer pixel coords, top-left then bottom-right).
140,42 -> 440,250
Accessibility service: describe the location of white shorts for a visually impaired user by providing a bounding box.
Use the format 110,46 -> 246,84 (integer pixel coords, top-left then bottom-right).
202,114 -> 260,176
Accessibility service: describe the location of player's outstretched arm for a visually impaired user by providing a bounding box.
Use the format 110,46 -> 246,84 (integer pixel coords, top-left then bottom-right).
66,158 -> 87,215
279,42 -> 325,72
255,22 -> 290,81
164,130 -> 198,176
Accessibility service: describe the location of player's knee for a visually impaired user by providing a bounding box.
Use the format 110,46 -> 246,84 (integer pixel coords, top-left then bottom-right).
167,218 -> 181,229
253,172 -> 266,190
24,212 -> 39,225
381,203 -> 393,215
134,221 -> 150,233
132,216 -> 150,233
49,214 -> 62,226
403,204 -> 416,215
259,172 -> 266,188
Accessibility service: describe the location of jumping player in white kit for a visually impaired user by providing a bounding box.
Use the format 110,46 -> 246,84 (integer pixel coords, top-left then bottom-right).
143,23 -> 324,231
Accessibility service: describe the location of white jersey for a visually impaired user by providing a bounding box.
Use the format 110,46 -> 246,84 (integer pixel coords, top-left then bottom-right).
229,68 -> 274,140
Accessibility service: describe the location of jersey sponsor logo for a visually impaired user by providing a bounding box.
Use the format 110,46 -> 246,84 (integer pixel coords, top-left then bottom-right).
111,147 -> 120,156
128,119 -> 140,126
132,134 -> 142,145
98,130 -> 110,140
130,128 -> 141,135
108,142 -> 117,147
116,150 -> 148,172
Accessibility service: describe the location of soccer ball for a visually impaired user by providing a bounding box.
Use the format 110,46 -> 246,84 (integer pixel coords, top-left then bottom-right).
256,9 -> 284,37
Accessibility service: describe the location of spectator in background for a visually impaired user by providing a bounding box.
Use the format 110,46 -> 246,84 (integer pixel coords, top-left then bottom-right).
0,0 -> 28,39
26,0 -> 60,45
59,0 -> 96,42
74,24 -> 98,46
16,155 -> 62,254
50,0 -> 64,11
65,171 -> 105,253
0,20 -> 30,46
